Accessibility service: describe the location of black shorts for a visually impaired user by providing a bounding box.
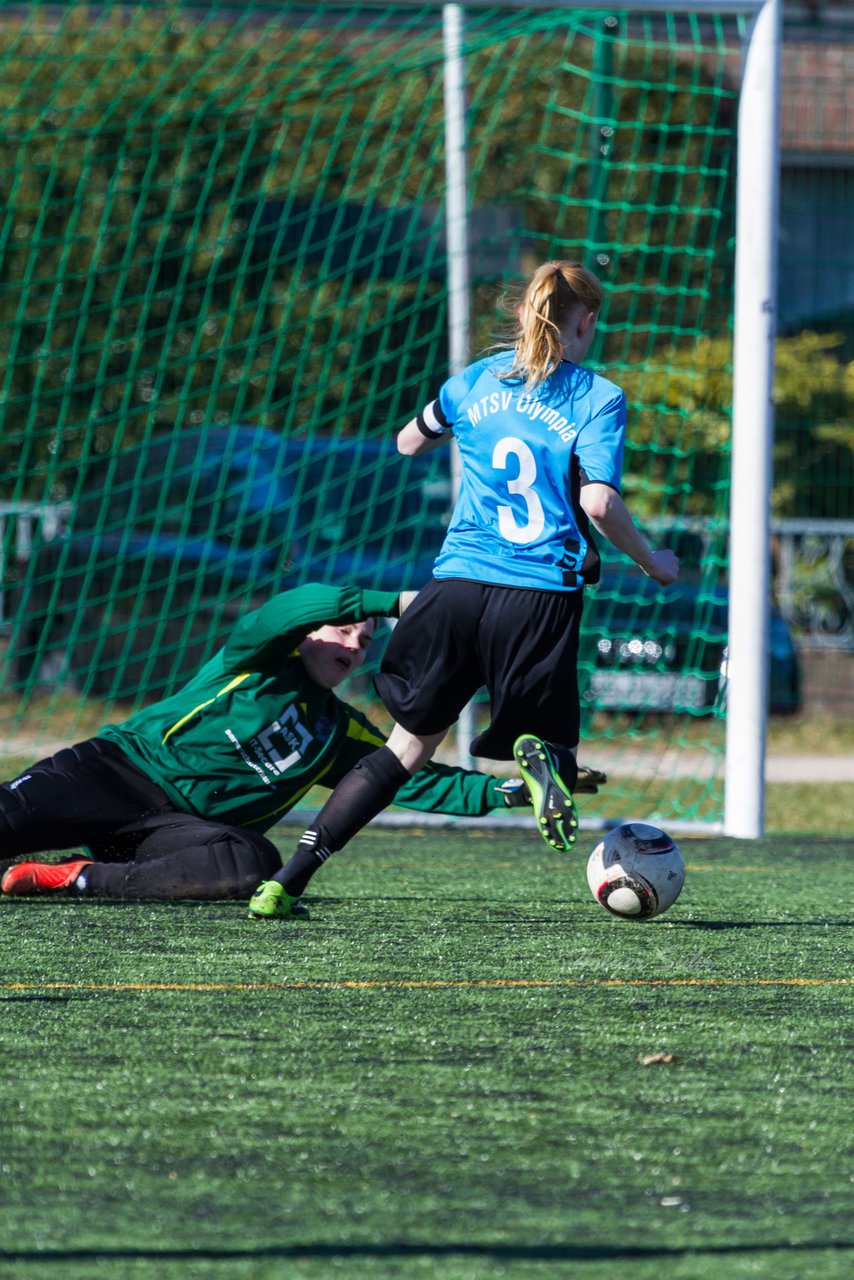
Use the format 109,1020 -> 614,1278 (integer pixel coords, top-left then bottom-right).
374,577 -> 584,761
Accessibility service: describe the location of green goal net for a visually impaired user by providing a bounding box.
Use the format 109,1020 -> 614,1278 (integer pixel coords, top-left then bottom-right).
0,0 -> 750,831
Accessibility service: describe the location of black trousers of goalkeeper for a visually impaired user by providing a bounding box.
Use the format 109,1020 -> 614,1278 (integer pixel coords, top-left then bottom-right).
0,738 -> 281,899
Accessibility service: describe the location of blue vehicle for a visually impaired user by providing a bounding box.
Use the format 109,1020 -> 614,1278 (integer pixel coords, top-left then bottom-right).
581,559 -> 800,715
8,425 -> 451,700
9,424 -> 799,713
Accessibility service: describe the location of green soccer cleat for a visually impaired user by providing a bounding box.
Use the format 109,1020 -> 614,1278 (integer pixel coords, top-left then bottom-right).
247,880 -> 310,921
513,734 -> 579,853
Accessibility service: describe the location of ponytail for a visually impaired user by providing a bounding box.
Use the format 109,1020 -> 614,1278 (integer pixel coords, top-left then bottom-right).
499,261 -> 604,390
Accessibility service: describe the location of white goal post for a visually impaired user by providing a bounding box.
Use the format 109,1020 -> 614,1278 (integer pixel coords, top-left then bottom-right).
439,0 -> 780,839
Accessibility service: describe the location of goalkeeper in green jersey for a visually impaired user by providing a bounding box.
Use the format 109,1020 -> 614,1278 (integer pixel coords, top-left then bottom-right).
1,583 -> 556,903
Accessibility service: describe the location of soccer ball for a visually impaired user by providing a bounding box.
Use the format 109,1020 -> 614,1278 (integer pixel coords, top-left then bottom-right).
586,823 -> 685,920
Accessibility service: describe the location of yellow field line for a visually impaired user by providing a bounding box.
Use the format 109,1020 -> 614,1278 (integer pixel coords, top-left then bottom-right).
2,978 -> 851,992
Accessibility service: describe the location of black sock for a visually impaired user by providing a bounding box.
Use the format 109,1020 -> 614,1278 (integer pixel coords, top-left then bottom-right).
544,740 -> 579,792
274,746 -> 412,897
273,826 -> 334,899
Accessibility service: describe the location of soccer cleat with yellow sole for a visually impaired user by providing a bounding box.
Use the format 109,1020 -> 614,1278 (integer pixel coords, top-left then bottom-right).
247,880 -> 310,920
512,734 -> 578,852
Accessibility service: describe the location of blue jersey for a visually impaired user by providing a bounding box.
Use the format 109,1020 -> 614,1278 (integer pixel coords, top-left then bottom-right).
418,352 -> 626,591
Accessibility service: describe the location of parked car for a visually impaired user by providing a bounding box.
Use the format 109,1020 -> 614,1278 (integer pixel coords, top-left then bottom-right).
581,560 -> 800,715
7,425 -> 451,701
7,425 -> 799,714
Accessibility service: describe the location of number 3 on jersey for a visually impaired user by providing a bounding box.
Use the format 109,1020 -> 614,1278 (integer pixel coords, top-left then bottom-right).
492,436 -> 545,545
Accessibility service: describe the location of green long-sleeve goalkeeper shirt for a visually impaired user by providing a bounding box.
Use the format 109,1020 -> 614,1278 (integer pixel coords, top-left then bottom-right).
101,583 -> 505,832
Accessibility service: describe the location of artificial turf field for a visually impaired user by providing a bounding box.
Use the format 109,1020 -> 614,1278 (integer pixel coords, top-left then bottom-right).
1,825 -> 851,1280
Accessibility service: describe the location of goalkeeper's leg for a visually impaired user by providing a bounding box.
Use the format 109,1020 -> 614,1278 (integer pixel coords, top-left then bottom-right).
82,817 -> 283,899
3,818 -> 283,901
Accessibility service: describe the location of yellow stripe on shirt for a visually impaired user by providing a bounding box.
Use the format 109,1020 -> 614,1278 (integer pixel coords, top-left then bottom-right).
161,673 -> 252,745
346,716 -> 385,748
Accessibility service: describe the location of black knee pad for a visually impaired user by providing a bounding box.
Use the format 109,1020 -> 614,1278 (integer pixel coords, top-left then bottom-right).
353,746 -> 412,790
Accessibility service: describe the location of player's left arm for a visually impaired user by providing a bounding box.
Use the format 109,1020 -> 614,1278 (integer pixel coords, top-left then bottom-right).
328,707 -> 510,817
580,484 -> 680,586
383,760 -> 606,812
222,583 -> 400,671
574,387 -> 678,586
393,760 -> 509,817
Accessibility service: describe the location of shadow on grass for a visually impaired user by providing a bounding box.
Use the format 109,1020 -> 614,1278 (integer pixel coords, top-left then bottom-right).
677,919 -> 852,930
0,1240 -> 850,1263
2,898 -> 851,932
0,994 -> 79,1003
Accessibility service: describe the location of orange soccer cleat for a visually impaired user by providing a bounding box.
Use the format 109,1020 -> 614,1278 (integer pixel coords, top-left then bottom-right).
1,859 -> 93,896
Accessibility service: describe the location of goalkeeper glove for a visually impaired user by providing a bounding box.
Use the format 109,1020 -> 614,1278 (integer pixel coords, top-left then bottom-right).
497,779 -> 530,808
497,764 -> 607,808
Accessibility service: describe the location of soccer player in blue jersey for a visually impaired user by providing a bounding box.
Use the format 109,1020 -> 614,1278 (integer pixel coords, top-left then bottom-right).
250,261 -> 679,920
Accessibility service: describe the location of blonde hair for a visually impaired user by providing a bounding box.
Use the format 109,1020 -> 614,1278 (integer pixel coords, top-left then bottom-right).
499,261 -> 604,390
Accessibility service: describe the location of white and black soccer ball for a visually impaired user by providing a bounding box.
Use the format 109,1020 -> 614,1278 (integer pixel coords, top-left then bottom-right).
586,823 -> 685,920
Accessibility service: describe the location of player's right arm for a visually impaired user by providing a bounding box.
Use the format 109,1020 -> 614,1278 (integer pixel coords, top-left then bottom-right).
397,362 -> 486,457
397,417 -> 448,456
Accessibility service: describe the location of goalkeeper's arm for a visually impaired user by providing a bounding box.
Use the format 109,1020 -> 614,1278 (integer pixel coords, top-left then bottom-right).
498,765 -> 607,806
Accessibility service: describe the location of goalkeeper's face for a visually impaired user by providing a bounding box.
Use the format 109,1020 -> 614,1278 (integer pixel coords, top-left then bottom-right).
298,618 -> 376,689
